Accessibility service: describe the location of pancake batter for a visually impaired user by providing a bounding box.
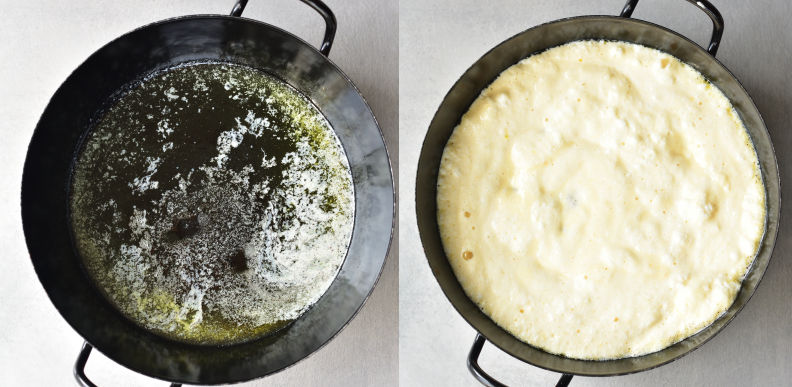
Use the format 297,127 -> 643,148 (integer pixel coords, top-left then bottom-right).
437,40 -> 765,359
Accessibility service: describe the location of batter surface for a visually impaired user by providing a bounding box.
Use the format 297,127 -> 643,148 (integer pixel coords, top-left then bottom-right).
437,41 -> 765,359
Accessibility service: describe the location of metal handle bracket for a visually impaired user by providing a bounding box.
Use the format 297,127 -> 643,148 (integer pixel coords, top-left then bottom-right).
230,0 -> 337,57
74,342 -> 182,387
620,0 -> 724,56
468,334 -> 573,387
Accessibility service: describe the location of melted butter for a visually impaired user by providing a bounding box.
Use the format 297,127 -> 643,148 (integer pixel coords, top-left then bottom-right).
71,63 -> 354,345
437,41 -> 765,359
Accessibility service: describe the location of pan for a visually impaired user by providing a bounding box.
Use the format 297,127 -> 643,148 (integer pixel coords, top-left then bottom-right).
415,0 -> 779,385
21,0 -> 394,385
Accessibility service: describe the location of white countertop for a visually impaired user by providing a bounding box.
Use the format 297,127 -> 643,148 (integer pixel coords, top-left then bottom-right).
399,0 -> 791,386
0,0 -> 397,386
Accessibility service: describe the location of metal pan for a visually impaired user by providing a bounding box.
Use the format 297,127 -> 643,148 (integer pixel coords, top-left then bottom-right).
415,0 -> 780,385
21,0 -> 394,385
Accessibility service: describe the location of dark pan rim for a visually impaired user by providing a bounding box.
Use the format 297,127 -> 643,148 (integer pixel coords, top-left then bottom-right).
418,14 -> 780,377
23,13 -> 395,385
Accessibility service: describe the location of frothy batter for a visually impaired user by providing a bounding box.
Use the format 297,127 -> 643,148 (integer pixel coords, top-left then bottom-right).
437,41 -> 765,359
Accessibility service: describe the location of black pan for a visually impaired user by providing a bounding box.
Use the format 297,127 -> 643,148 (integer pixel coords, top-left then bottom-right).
21,0 -> 394,385
416,0 -> 780,385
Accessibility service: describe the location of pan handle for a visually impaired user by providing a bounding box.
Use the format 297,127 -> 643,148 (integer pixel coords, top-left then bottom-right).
230,0 -> 337,57
74,342 -> 182,387
619,0 -> 724,56
468,334 -> 573,387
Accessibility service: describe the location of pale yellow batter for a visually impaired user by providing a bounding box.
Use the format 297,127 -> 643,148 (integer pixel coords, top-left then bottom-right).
437,40 -> 765,360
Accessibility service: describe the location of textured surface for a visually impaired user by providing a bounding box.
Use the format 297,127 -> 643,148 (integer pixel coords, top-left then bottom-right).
71,63 -> 355,345
401,0 -> 791,386
0,0 -> 397,386
437,40 -> 765,360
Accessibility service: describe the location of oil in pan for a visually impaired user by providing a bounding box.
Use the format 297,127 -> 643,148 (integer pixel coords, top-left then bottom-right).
69,62 -> 354,345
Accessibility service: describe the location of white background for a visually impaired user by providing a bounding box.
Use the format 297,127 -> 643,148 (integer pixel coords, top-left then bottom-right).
400,0 -> 791,386
0,0 -> 397,386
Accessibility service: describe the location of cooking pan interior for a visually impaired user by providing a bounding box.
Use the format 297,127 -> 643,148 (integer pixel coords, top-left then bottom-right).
22,16 -> 393,384
417,16 -> 779,376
